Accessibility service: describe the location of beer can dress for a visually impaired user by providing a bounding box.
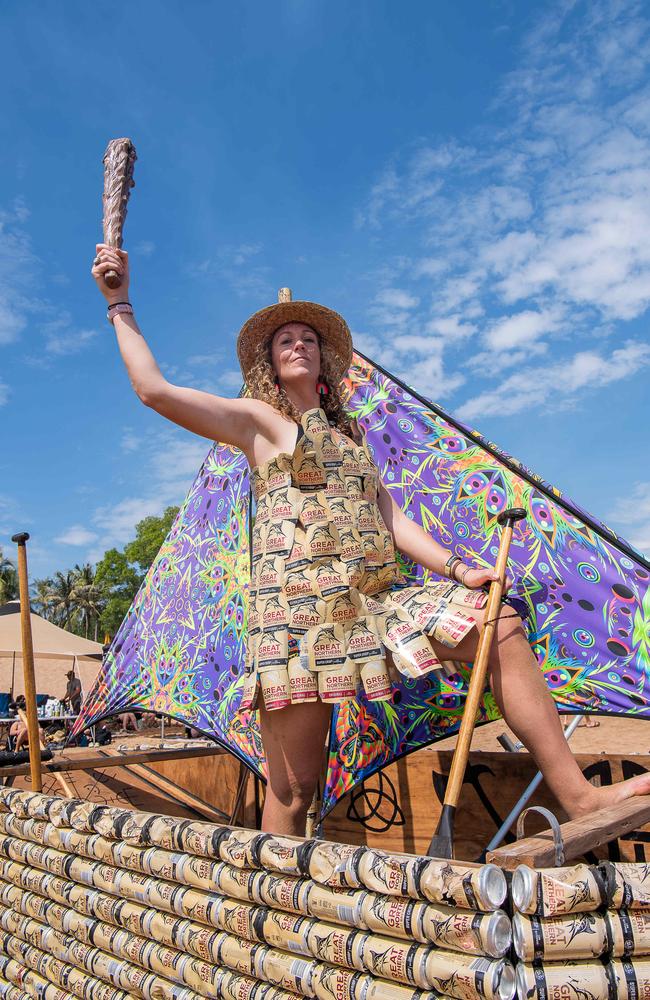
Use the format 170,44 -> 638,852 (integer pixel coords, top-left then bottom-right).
239,407 -> 487,712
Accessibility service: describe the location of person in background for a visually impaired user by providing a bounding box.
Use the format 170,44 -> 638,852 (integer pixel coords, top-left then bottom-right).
119,712 -> 138,733
8,719 -> 45,752
62,671 -> 82,714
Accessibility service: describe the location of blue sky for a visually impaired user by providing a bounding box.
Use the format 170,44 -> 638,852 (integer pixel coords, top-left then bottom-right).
1,0 -> 649,581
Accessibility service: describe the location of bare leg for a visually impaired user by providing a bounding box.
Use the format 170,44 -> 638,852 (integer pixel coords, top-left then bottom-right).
259,700 -> 332,835
428,608 -> 650,818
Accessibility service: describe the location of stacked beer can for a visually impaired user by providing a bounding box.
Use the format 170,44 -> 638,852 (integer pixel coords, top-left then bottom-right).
0,788 -> 515,1000
512,861 -> 650,997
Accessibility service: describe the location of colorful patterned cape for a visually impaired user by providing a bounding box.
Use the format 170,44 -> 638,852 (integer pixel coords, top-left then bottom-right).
72,353 -> 650,818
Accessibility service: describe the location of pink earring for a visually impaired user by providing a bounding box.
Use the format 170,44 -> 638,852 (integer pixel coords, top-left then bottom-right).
274,376 -> 280,394
316,379 -> 329,397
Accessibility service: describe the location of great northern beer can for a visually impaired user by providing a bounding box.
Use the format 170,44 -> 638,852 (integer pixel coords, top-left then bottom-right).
426,952 -> 516,1000
610,958 -> 650,999
217,935 -> 264,978
220,970 -> 295,1000
512,911 -> 609,962
217,863 -> 259,901
420,859 -> 507,911
359,893 -> 424,942
515,960 -> 636,1000
258,948 -> 317,997
308,885 -> 368,926
511,863 -> 606,916
603,862 -> 650,910
254,872 -> 311,913
306,921 -> 367,971
313,967 -> 372,1000
365,981 -> 443,1000
256,836 -> 303,877
360,936 -> 430,989
307,842 -> 364,888
421,905 -> 511,957
356,850 -> 426,898
607,908 -> 650,957
259,910 -> 313,956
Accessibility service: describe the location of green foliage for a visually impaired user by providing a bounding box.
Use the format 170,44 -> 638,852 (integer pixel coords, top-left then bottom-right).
0,549 -> 18,604
30,506 -> 180,641
95,548 -> 142,637
125,506 -> 179,572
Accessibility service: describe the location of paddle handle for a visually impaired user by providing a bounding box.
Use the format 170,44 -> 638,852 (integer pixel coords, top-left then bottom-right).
442,508 -> 525,810
11,532 -> 42,792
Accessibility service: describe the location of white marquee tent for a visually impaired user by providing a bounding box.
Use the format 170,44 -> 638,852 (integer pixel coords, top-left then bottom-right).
0,601 -> 103,703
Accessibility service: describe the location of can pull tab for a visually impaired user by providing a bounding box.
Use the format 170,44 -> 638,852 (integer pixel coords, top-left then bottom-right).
516,805 -> 566,867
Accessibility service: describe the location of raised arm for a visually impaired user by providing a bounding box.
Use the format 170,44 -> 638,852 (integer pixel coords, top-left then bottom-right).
91,243 -> 271,455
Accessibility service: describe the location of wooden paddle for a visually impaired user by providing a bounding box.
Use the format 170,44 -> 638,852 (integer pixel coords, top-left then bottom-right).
11,532 -> 42,792
427,506 -> 527,859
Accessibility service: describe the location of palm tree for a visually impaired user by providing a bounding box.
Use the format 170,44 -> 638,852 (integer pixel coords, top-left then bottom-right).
47,570 -> 77,631
71,563 -> 103,640
32,577 -> 55,620
0,549 -> 18,604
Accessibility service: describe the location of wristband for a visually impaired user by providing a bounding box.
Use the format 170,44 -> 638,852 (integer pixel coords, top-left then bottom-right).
107,302 -> 134,324
444,555 -> 461,579
460,565 -> 473,585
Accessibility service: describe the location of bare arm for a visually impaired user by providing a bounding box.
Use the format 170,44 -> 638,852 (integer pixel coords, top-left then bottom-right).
111,310 -> 266,450
378,483 -> 500,589
91,244 -> 276,454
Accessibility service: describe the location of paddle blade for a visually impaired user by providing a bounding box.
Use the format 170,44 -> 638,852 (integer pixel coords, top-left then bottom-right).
427,803 -> 456,859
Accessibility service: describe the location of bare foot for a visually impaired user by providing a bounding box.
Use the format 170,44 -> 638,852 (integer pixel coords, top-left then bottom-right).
570,771 -> 650,818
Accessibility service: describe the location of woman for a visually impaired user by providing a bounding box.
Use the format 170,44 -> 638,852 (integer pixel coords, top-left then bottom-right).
92,244 -> 650,835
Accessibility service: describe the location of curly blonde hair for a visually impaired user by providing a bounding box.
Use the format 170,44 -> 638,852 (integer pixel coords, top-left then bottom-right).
246,327 -> 353,436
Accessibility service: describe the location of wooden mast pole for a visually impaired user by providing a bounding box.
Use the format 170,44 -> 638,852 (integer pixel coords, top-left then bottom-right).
11,532 -> 42,792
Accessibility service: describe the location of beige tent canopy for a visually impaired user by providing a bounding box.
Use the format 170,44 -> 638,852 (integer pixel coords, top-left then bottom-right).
0,601 -> 103,702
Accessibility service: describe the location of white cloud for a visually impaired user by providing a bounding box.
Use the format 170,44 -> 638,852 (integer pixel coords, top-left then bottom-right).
215,369 -> 244,393
0,494 -> 22,536
0,202 -> 37,345
369,287 -> 422,329
165,352 -> 243,395
187,242 -> 270,298
609,482 -> 650,558
458,341 -> 650,421
375,288 -> 420,310
54,526 -> 99,546
120,429 -> 141,453
44,325 -> 98,356
0,298 -> 27,345
358,141 -> 472,228
484,309 -> 559,351
87,429 -> 210,562
427,315 -> 477,341
0,200 -> 99,360
413,257 -> 450,279
352,329 -> 464,400
355,0 -> 650,423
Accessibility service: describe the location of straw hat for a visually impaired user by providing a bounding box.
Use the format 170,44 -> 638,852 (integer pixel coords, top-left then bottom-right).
236,288 -> 353,385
